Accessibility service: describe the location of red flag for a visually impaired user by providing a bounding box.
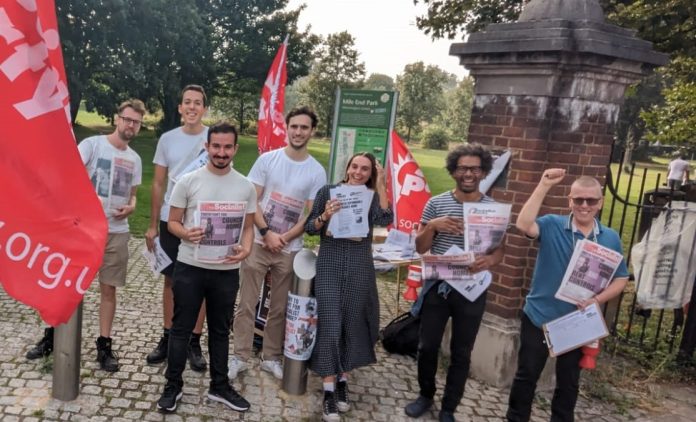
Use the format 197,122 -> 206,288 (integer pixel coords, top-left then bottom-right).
0,2 -> 107,325
387,131 -> 432,233
257,35 -> 289,154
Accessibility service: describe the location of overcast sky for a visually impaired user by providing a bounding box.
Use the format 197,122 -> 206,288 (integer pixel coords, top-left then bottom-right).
285,0 -> 468,80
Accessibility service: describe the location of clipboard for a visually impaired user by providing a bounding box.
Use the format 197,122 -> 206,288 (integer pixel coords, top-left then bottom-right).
542,302 -> 609,357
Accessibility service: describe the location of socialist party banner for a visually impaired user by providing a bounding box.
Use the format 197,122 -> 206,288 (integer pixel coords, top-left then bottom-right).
328,89 -> 398,183
0,1 -> 108,325
257,35 -> 289,154
387,131 -> 431,233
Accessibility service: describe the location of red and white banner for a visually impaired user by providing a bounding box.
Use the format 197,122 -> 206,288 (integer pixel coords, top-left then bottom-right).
387,131 -> 431,233
0,1 -> 107,325
257,35 -> 289,154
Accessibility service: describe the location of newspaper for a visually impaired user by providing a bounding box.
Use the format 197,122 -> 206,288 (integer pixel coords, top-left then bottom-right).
555,239 -> 624,305
327,184 -> 374,238
141,237 -> 172,276
107,156 -> 135,212
194,201 -> 247,263
263,191 -> 304,234
463,202 -> 511,254
284,293 -> 318,361
423,245 -> 492,301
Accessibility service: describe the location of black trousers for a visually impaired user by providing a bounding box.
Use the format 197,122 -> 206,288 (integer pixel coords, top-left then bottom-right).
417,285 -> 486,412
165,261 -> 239,391
506,313 -> 583,422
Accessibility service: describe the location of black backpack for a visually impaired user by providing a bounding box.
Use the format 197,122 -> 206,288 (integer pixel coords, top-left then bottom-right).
380,312 -> 420,359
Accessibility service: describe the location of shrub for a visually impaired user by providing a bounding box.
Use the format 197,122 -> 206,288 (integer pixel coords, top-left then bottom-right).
422,125 -> 450,150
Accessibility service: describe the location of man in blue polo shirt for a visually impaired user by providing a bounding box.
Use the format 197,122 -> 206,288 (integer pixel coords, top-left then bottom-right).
506,168 -> 629,422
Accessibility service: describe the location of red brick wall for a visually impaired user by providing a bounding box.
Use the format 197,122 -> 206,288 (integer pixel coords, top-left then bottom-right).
469,95 -> 616,318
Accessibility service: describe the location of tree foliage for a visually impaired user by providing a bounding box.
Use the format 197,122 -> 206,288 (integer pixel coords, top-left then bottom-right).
299,32 -> 366,136
396,62 -> 449,142
56,0 -> 318,133
413,0 -> 524,38
364,73 -> 395,91
436,77 -> 475,142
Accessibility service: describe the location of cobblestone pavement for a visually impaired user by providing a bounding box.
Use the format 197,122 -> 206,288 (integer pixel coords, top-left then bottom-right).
0,239 -> 692,421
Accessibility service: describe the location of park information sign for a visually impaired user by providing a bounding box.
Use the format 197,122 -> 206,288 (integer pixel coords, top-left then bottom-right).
328,88 -> 398,183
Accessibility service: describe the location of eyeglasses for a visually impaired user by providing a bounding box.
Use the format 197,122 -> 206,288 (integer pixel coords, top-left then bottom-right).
454,166 -> 483,175
570,197 -> 601,206
119,115 -> 142,126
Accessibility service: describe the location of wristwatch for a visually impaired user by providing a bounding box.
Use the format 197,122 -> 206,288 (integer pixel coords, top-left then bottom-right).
259,226 -> 270,236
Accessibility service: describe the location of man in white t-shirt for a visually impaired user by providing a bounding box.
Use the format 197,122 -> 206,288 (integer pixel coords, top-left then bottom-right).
26,100 -> 145,370
156,122 -> 255,413
228,107 -> 326,380
144,85 -> 209,371
667,154 -> 690,190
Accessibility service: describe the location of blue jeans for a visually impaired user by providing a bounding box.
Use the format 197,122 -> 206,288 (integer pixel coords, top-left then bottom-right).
165,261 -> 239,390
416,284 -> 487,412
506,313 -> 583,422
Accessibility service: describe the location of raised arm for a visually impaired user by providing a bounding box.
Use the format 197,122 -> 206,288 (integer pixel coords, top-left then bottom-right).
516,168 -> 566,238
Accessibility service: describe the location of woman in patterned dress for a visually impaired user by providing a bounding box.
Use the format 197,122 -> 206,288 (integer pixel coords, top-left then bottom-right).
305,152 -> 392,422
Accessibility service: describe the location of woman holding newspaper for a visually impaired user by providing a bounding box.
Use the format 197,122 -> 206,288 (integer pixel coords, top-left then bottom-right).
506,168 -> 629,422
305,152 -> 392,422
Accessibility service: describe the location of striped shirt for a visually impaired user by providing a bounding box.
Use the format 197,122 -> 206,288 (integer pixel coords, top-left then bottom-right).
421,191 -> 496,255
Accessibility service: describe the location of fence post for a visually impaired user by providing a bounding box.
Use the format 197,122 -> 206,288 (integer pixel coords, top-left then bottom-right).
52,302 -> 82,401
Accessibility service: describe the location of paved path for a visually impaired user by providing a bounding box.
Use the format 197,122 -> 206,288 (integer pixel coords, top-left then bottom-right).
0,239 -> 692,421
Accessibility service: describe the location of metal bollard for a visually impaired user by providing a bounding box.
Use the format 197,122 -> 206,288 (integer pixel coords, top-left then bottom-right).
282,249 -> 317,395
52,302 -> 83,401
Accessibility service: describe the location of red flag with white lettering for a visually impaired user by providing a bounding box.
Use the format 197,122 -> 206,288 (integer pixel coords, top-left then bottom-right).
257,35 -> 289,154
387,131 -> 432,233
0,1 -> 107,325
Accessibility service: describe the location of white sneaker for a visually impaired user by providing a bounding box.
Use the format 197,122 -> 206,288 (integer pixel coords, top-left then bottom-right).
260,359 -> 283,380
227,355 -> 248,379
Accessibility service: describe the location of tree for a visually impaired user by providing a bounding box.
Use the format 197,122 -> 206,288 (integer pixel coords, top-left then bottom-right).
364,73 -> 395,91
396,62 -> 449,142
413,0 -> 524,38
437,77 -> 475,142
299,32 -> 366,136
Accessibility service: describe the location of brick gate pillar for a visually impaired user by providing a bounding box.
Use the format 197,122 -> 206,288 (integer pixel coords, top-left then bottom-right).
448,0 -> 667,387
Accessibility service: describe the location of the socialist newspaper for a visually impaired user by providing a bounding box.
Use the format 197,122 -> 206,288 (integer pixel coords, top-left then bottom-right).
462,202 -> 511,254
263,191 -> 304,234
421,252 -> 476,282
555,238 -> 623,305
107,156 -> 135,212
194,201 -> 247,263
327,184 -> 373,238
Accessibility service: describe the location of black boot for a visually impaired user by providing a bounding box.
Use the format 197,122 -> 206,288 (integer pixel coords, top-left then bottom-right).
146,330 -> 169,364
26,327 -> 54,360
188,332 -> 207,372
96,336 -> 119,372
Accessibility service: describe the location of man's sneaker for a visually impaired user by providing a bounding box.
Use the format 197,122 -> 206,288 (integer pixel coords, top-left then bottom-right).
146,335 -> 168,364
336,380 -> 350,412
260,359 -> 283,380
187,339 -> 207,372
156,383 -> 182,412
207,385 -> 250,412
227,355 -> 248,379
96,337 -> 119,372
26,327 -> 54,360
322,391 -> 340,422
405,395 -> 434,418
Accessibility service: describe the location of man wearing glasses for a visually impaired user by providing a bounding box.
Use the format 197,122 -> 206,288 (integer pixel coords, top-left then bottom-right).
25,99 -> 145,371
506,168 -> 629,422
405,144 -> 504,422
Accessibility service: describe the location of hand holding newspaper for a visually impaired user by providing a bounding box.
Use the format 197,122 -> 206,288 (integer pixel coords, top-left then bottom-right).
462,203 -> 511,254
555,239 -> 623,305
194,201 -> 247,263
327,184 -> 373,238
422,245 -> 492,302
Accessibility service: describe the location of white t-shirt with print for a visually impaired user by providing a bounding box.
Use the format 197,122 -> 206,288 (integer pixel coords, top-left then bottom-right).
247,148 -> 326,252
78,135 -> 142,234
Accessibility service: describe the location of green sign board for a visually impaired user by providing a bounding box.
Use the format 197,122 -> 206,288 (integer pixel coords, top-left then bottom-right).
328,88 -> 398,183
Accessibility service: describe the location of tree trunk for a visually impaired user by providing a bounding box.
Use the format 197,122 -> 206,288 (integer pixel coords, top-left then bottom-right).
407,126 -> 412,143
159,93 -> 181,135
238,98 -> 245,134
69,91 -> 81,125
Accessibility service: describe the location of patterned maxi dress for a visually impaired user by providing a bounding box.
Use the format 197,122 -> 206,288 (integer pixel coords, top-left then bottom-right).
305,184 -> 393,377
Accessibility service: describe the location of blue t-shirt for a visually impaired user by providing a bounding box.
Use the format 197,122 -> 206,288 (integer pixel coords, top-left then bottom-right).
523,214 -> 630,328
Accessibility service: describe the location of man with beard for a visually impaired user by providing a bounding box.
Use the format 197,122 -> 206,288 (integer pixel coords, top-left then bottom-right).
506,169 -> 628,422
25,99 -> 145,371
229,106 -> 326,381
405,144 -> 504,422
144,84 -> 209,371
156,122 -> 255,413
